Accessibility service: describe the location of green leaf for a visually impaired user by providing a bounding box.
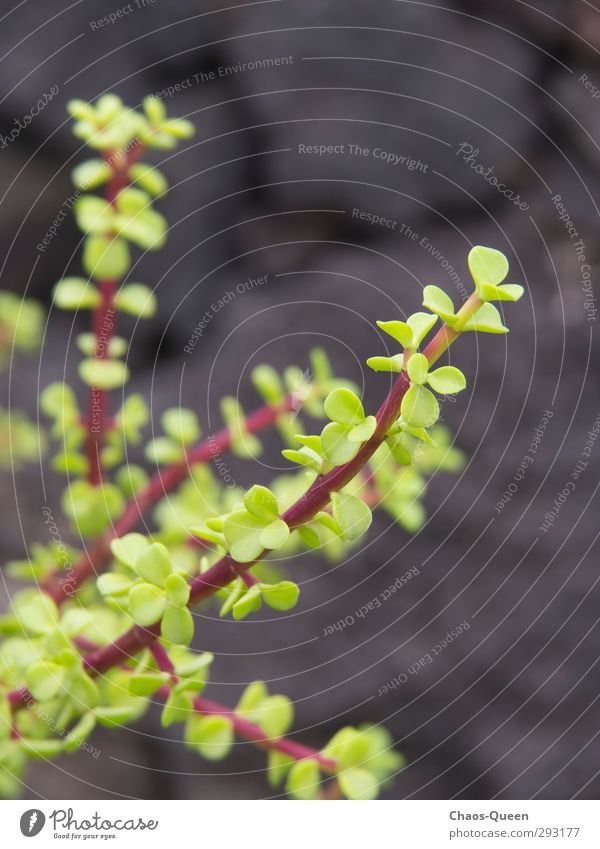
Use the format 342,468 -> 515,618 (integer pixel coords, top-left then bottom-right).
324,388 -> 365,425
61,480 -> 124,536
407,312 -> 438,346
161,691 -> 193,727
236,680 -> 268,716
192,526 -> 226,549
129,671 -> 170,696
116,394 -> 149,443
76,332 -> 127,358
281,447 -> 323,473
162,118 -> 194,139
366,355 -> 403,373
185,714 -> 233,761
95,705 -> 145,727
165,573 -> 191,607
348,416 -> 377,443
128,163 -> 168,197
25,661 -> 65,702
251,364 -> 284,404
267,750 -> 294,787
14,590 -> 59,636
128,583 -> 167,626
72,159 -> 110,190
244,485 -> 279,522
260,580 -> 300,611
462,302 -> 508,334
114,283 -> 157,319
406,353 -> 429,385
161,408 -> 200,445
53,277 -> 100,310
110,533 -> 150,569
400,384 -> 440,428
64,713 -> 96,752
258,695 -> 294,738
259,519 -> 290,551
143,95 -> 167,124
331,492 -> 372,541
321,422 -> 360,466
489,283 -> 524,302
223,511 -> 265,563
79,357 -> 130,390
219,577 -> 246,617
286,759 -> 321,800
74,196 -> 114,234
161,605 -> 194,646
70,672 -> 100,711
468,245 -> 509,288
326,727 -> 371,769
20,738 -> 64,760
83,236 -> 131,280
338,767 -> 379,800
427,366 -> 466,394
297,524 -> 323,549
376,320 -> 413,348
97,572 -> 134,598
386,435 -> 412,465
114,188 -> 167,250
135,543 -> 172,587
232,585 -> 262,620
145,436 -> 183,464
422,285 -> 456,323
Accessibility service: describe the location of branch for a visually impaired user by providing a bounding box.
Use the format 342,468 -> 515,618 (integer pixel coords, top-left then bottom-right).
80,294 -> 482,676
41,395 -> 297,604
192,695 -> 337,774
150,637 -> 335,772
81,372 -> 412,675
84,147 -> 143,485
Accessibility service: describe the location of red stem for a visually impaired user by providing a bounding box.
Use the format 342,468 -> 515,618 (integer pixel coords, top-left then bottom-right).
42,395 -> 297,604
81,371 -> 411,675
12,299 -> 483,707
193,695 -> 337,773
84,146 -> 143,485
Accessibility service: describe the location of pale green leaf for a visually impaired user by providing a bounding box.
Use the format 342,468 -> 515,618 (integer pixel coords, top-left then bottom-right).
427,366 -> 466,394
400,384 -> 440,428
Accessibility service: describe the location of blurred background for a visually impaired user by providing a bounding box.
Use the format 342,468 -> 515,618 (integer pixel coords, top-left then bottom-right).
1,0 -> 599,799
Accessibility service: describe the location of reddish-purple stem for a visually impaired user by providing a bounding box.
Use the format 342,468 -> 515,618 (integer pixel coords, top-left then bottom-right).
42,395 -> 296,604
81,371 -> 411,675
